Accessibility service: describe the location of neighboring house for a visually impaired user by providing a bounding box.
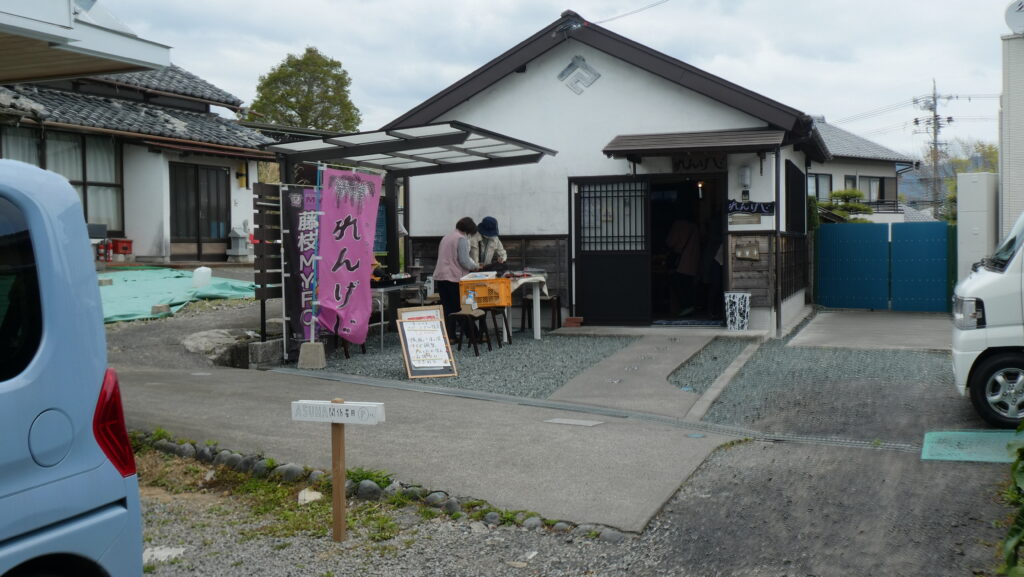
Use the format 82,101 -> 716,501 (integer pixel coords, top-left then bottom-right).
807,117 -> 916,223
0,64 -> 275,262
385,10 -> 830,331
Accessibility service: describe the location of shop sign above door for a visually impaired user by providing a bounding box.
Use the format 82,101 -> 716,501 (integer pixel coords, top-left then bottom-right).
673,153 -> 727,174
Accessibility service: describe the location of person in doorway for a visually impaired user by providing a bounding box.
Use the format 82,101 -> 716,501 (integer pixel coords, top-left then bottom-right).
665,209 -> 700,317
469,216 -> 508,272
433,216 -> 479,337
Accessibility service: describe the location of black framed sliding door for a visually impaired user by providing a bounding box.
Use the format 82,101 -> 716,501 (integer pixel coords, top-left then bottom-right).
170,163 -> 230,262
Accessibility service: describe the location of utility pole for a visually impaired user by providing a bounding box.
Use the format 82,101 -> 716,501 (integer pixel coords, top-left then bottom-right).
914,80 -> 954,206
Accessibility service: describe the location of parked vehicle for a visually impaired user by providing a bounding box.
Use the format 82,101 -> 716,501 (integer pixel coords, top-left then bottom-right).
953,209 -> 1024,428
0,160 -> 141,576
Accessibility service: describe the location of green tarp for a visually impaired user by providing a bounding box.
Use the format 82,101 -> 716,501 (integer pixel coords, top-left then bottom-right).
98,268 -> 255,323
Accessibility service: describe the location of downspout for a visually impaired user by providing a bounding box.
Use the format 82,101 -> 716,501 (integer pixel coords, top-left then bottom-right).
774,145 -> 782,339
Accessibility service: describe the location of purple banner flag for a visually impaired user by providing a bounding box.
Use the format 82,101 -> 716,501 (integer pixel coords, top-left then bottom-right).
317,168 -> 382,344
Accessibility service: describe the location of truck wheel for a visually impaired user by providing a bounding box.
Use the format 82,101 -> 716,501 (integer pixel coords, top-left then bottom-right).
970,353 -> 1024,428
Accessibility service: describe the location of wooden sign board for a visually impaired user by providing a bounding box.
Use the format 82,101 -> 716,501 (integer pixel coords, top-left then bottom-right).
396,317 -> 457,379
292,400 -> 385,425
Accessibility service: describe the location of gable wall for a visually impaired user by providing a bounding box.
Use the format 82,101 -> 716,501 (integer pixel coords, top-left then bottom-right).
409,39 -> 768,236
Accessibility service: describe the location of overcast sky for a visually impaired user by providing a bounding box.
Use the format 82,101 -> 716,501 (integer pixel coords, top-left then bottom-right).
103,0 -> 1015,159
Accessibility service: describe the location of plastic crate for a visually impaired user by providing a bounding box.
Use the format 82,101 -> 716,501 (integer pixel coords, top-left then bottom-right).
459,277 -> 511,308
110,238 -> 133,255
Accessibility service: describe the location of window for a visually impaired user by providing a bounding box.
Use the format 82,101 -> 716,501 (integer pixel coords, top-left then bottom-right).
844,175 -> 857,190
859,176 -> 882,202
0,196 -> 42,380
2,128 -> 123,236
807,173 -> 832,201
1,127 -> 40,166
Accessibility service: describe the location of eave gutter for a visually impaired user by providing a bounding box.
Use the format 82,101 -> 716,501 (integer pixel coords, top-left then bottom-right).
17,118 -> 273,158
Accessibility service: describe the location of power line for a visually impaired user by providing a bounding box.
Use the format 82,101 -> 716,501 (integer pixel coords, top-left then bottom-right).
594,0 -> 671,24
832,98 -> 924,124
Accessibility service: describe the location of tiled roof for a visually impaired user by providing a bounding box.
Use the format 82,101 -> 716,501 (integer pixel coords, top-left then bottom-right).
96,64 -> 243,107
813,119 -> 914,163
0,85 -> 273,149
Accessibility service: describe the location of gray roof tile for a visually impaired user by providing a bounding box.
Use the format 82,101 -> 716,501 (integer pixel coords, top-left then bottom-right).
96,64 -> 243,107
813,119 -> 914,163
0,85 -> 273,149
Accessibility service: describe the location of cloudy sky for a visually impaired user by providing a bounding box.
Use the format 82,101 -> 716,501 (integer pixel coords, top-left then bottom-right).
103,0 -> 1015,159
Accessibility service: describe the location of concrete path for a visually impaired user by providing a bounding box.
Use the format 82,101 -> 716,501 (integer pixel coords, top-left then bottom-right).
787,310 -> 952,351
118,366 -> 730,533
549,334 -> 714,418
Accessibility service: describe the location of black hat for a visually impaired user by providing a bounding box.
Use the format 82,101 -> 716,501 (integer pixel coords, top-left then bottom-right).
478,216 -> 499,237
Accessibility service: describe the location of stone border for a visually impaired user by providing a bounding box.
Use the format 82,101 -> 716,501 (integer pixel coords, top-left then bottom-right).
141,432 -> 628,544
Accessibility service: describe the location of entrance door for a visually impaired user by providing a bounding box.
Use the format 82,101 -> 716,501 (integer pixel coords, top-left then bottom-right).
650,178 -> 726,325
170,163 -> 230,261
573,178 -> 650,325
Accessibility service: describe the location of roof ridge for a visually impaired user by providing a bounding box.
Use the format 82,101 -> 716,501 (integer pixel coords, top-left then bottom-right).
383,12 -> 810,134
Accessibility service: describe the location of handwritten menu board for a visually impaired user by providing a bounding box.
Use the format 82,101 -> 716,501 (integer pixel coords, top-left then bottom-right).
396,317 -> 457,379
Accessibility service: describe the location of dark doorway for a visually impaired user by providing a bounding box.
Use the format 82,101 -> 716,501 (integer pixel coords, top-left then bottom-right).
650,177 -> 725,324
170,163 -> 230,262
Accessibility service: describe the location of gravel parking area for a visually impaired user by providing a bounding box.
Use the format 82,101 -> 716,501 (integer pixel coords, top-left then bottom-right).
324,331 -> 638,399
702,332 -> 984,443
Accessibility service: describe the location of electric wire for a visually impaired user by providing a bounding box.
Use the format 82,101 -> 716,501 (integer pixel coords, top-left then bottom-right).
594,0 -> 671,24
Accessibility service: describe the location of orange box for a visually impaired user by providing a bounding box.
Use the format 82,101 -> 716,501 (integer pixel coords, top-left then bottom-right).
459,278 -> 512,308
110,238 -> 133,255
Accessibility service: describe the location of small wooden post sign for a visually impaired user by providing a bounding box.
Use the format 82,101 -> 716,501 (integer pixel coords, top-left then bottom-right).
291,398 -> 385,542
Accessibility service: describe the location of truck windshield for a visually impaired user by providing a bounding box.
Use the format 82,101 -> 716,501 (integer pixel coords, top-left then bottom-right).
991,213 -> 1024,269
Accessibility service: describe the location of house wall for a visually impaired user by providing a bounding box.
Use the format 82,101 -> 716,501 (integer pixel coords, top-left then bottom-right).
806,157 -> 898,199
124,143 -> 256,261
1002,34 -> 1024,237
408,39 -> 768,237
123,144 -> 169,259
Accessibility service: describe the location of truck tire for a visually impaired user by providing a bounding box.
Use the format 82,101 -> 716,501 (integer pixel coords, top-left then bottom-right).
970,353 -> 1024,428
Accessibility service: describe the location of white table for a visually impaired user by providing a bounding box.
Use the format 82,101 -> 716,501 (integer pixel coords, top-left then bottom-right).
510,275 -> 548,341
371,282 -> 425,350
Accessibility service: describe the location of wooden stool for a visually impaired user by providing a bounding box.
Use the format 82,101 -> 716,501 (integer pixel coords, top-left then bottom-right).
449,309 -> 491,356
486,307 -> 511,348
520,293 -> 561,331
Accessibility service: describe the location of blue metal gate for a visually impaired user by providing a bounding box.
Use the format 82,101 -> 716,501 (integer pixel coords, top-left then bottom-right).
816,222 -> 950,312
817,223 -> 889,309
891,222 -> 949,312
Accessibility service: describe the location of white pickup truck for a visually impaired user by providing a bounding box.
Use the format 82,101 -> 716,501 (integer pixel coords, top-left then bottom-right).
953,210 -> 1024,428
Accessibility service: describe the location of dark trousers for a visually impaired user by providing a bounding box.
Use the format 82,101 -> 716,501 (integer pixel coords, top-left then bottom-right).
437,280 -> 461,337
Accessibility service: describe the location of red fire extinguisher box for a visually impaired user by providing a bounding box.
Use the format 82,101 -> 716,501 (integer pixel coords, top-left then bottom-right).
110,238 -> 133,255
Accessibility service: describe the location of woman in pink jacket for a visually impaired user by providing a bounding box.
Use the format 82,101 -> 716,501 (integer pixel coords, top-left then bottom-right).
433,217 -> 479,337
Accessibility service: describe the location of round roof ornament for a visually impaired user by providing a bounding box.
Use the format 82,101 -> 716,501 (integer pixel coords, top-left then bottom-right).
1008,1 -> 1024,33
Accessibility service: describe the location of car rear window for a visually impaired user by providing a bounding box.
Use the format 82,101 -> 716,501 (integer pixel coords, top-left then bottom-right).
0,196 -> 41,380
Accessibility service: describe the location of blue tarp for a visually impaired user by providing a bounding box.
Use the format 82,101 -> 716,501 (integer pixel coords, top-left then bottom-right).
98,268 -> 255,323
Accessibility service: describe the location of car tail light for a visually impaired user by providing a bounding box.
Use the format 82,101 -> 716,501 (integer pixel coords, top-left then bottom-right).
93,368 -> 136,477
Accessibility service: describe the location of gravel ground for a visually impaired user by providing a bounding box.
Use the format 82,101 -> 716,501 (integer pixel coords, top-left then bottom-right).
667,337 -> 757,395
141,487 -> 651,577
324,331 -> 637,399
700,327 -> 986,443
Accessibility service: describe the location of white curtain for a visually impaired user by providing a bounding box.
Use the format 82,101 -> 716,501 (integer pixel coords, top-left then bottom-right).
2,127 -> 39,166
85,135 -> 116,183
45,133 -> 82,181
87,186 -> 122,231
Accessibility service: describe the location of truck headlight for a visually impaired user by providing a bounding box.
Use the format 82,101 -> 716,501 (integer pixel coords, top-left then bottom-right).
953,296 -> 985,330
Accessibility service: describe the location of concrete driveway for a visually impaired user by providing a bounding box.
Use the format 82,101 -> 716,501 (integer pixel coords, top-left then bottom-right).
787,310 -> 951,351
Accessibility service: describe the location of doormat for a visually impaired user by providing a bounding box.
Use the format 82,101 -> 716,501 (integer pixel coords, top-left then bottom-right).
652,319 -> 723,327
921,430 -> 1024,463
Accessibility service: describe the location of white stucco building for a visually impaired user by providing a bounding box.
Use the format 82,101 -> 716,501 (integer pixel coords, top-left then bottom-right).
386,10 -> 832,332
